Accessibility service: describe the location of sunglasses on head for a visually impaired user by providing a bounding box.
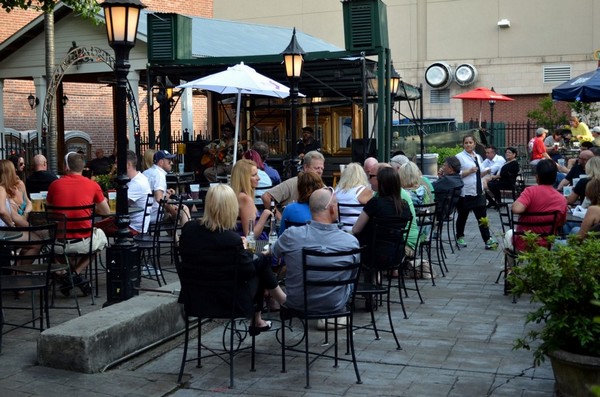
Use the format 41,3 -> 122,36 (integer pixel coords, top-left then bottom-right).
322,186 -> 336,210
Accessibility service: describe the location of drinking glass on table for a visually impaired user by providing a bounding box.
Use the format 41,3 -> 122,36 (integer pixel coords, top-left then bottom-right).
31,193 -> 43,211
190,184 -> 200,199
108,190 -> 117,212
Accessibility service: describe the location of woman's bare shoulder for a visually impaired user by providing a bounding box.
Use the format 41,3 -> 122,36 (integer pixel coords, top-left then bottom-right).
238,192 -> 252,205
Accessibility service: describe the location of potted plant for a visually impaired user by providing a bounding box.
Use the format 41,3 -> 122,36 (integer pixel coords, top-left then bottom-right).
508,233 -> 600,397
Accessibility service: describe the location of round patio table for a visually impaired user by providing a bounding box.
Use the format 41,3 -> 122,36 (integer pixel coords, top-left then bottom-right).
0,230 -> 23,241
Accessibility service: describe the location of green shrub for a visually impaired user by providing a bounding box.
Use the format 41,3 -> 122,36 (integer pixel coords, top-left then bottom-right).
93,174 -> 116,192
509,233 -> 600,365
426,145 -> 462,166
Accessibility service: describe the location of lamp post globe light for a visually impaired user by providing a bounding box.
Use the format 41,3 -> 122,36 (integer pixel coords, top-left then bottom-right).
390,65 -> 400,98
281,28 -> 304,163
100,0 -> 145,306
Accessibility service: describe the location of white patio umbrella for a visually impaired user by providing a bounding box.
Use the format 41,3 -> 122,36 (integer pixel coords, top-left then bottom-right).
178,62 -> 292,164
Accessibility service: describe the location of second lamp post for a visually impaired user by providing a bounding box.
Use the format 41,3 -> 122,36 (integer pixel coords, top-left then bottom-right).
282,28 -> 305,161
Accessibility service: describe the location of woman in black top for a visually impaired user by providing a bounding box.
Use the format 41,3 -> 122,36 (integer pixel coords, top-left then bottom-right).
352,166 -> 413,259
487,147 -> 520,207
179,184 -> 286,335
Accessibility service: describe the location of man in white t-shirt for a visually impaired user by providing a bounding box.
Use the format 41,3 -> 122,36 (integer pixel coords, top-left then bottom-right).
143,150 -> 190,225
96,150 -> 152,236
481,145 -> 505,189
126,151 -> 152,233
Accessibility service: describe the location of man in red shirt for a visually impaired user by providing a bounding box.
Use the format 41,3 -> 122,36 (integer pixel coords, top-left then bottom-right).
506,159 -> 567,253
530,127 -> 552,166
47,152 -> 110,295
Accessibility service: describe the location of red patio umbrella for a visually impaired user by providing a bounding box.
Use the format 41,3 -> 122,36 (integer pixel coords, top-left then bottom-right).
453,87 -> 513,102
453,87 -> 513,143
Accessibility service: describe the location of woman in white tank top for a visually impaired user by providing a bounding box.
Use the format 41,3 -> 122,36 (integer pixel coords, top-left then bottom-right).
335,163 -> 373,231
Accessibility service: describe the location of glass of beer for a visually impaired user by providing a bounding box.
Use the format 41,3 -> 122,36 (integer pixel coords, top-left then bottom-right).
40,191 -> 48,208
31,193 -> 43,212
108,190 -> 117,212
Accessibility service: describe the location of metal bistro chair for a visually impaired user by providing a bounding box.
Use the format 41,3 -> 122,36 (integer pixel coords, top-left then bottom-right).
137,197 -> 177,285
175,248 -> 257,388
411,202 -> 438,284
133,194 -> 164,284
0,222 -> 57,337
255,185 -> 272,212
26,211 -> 81,315
336,202 -> 364,232
45,203 -> 98,305
501,210 -> 560,300
279,247 -> 363,389
354,217 -> 410,349
494,202 -> 514,286
432,186 -> 461,274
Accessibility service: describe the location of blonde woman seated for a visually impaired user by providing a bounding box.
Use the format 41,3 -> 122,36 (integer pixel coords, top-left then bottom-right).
335,162 -> 373,232
398,161 -> 433,206
179,184 -> 286,335
0,159 -> 41,264
231,159 -> 273,239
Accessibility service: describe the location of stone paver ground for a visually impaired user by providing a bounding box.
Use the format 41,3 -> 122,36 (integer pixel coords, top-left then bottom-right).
0,214 -> 556,396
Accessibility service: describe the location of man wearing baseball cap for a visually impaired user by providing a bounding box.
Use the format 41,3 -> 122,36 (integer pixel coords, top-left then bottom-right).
296,126 -> 321,159
143,149 -> 190,225
530,127 -> 551,166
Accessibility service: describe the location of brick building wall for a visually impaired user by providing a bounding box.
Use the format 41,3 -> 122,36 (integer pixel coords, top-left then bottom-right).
0,1 -> 212,157
461,94 -> 571,127
0,9 -> 39,42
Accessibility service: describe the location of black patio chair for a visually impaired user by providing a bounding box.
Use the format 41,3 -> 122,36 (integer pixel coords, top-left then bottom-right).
279,246 -> 363,389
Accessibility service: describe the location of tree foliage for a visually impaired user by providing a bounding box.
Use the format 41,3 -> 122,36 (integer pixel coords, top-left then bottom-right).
526,95 -> 569,130
569,100 -> 600,127
0,0 -> 100,19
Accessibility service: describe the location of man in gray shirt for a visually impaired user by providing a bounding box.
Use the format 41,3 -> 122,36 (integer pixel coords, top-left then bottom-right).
271,187 -> 360,314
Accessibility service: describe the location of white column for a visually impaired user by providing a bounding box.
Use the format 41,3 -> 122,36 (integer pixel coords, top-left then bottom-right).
33,76 -> 46,142
127,70 -> 140,151
180,87 -> 193,138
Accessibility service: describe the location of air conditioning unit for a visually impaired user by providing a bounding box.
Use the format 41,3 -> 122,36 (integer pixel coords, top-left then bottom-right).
425,62 -> 453,89
454,64 -> 478,86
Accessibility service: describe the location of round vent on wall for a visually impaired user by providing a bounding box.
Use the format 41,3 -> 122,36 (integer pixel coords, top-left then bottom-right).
425,62 -> 453,89
454,64 -> 478,86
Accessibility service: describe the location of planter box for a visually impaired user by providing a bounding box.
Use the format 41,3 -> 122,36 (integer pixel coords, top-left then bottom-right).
549,349 -> 600,397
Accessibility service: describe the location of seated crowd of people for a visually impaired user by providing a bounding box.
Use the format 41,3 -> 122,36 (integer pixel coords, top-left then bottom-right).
4,127 -> 600,324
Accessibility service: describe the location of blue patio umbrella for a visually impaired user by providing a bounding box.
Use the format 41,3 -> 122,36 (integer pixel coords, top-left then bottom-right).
552,68 -> 600,103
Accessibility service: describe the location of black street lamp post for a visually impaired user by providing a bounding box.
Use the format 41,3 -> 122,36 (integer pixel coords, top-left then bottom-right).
281,28 -> 304,162
101,0 -> 145,306
489,87 -> 496,145
389,64 -> 400,158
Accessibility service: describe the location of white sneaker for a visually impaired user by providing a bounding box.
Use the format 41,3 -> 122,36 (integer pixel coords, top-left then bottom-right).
141,264 -> 162,276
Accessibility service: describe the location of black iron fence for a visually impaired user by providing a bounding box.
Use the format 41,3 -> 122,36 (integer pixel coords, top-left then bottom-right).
137,129 -> 211,157
0,133 -> 45,175
2,120 -> 540,178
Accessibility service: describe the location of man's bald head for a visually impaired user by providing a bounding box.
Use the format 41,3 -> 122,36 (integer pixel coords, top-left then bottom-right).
33,154 -> 48,171
363,157 -> 379,176
580,149 -> 594,161
309,187 -> 337,223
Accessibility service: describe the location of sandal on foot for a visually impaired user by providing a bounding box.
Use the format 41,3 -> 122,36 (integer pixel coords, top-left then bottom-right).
248,320 -> 272,336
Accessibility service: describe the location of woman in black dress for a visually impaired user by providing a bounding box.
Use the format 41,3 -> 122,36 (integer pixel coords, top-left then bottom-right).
179,184 -> 286,335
